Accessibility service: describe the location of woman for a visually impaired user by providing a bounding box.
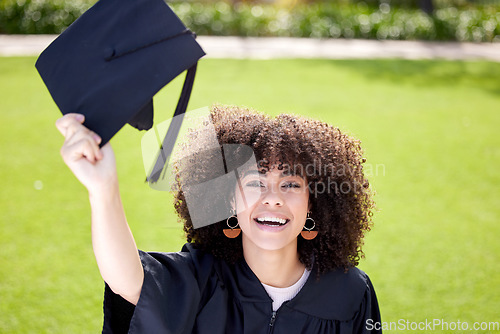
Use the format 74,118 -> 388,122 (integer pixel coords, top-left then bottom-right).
56,105 -> 381,333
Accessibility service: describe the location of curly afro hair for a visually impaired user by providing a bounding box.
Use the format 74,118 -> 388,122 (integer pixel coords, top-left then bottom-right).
172,104 -> 374,275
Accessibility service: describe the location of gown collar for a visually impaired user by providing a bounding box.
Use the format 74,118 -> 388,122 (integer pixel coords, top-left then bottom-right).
228,257 -> 369,321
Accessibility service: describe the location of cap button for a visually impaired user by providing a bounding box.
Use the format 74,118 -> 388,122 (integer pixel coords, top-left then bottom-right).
104,47 -> 116,61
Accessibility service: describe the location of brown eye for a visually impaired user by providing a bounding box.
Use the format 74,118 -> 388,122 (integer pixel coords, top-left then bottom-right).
282,182 -> 300,189
246,180 -> 264,187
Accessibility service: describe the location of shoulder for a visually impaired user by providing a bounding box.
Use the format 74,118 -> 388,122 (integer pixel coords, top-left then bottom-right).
138,243 -> 219,286
287,267 -> 377,321
140,243 -> 213,265
321,266 -> 374,298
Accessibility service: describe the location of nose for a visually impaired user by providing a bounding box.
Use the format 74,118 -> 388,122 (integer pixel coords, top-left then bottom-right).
260,185 -> 283,206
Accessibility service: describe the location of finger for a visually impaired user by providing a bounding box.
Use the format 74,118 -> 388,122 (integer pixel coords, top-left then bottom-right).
55,113 -> 85,137
65,126 -> 101,148
63,120 -> 89,142
82,131 -> 102,162
61,136 -> 98,164
62,127 -> 102,164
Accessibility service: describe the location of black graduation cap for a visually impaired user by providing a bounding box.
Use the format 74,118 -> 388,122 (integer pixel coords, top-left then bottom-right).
36,0 -> 260,229
35,0 -> 205,148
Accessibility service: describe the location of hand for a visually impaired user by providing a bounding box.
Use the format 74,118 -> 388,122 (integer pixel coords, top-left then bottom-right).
56,113 -> 118,195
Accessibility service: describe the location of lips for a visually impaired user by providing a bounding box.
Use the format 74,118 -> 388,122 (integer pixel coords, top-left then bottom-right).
254,216 -> 290,227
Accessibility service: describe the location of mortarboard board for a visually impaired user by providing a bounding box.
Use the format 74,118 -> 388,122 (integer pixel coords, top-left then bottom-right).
36,0 -> 262,229
35,0 -> 205,146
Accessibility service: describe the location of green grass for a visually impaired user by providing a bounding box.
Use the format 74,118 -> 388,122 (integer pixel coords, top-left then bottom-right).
1,57 -> 499,333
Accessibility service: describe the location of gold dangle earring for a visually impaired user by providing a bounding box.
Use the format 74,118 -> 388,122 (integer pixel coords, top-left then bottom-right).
223,212 -> 241,238
301,212 -> 318,240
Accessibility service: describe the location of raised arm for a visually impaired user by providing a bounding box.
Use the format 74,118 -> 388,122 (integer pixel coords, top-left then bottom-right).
56,113 -> 143,305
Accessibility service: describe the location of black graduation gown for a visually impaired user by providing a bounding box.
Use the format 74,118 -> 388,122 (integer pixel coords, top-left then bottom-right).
103,243 -> 382,334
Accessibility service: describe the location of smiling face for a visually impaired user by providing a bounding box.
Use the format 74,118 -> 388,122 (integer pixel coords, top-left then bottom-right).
234,165 -> 310,252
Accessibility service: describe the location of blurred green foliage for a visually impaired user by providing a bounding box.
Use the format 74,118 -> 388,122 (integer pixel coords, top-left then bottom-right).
173,1 -> 500,42
0,0 -> 499,42
0,0 -> 91,34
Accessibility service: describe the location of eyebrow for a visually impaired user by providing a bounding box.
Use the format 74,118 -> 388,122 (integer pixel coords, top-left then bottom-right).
240,169 -> 302,178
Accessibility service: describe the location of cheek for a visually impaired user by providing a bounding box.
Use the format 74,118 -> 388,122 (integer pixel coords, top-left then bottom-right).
235,207 -> 253,232
291,193 -> 310,217
234,187 -> 262,212
287,188 -> 309,205
234,191 -> 254,221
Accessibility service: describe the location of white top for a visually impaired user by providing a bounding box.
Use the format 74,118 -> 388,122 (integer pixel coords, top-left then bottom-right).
261,268 -> 311,311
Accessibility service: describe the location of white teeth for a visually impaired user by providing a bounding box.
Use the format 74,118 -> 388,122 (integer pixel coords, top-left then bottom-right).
256,217 -> 287,225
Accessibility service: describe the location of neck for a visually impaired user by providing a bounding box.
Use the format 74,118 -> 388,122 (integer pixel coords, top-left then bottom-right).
242,237 -> 305,288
